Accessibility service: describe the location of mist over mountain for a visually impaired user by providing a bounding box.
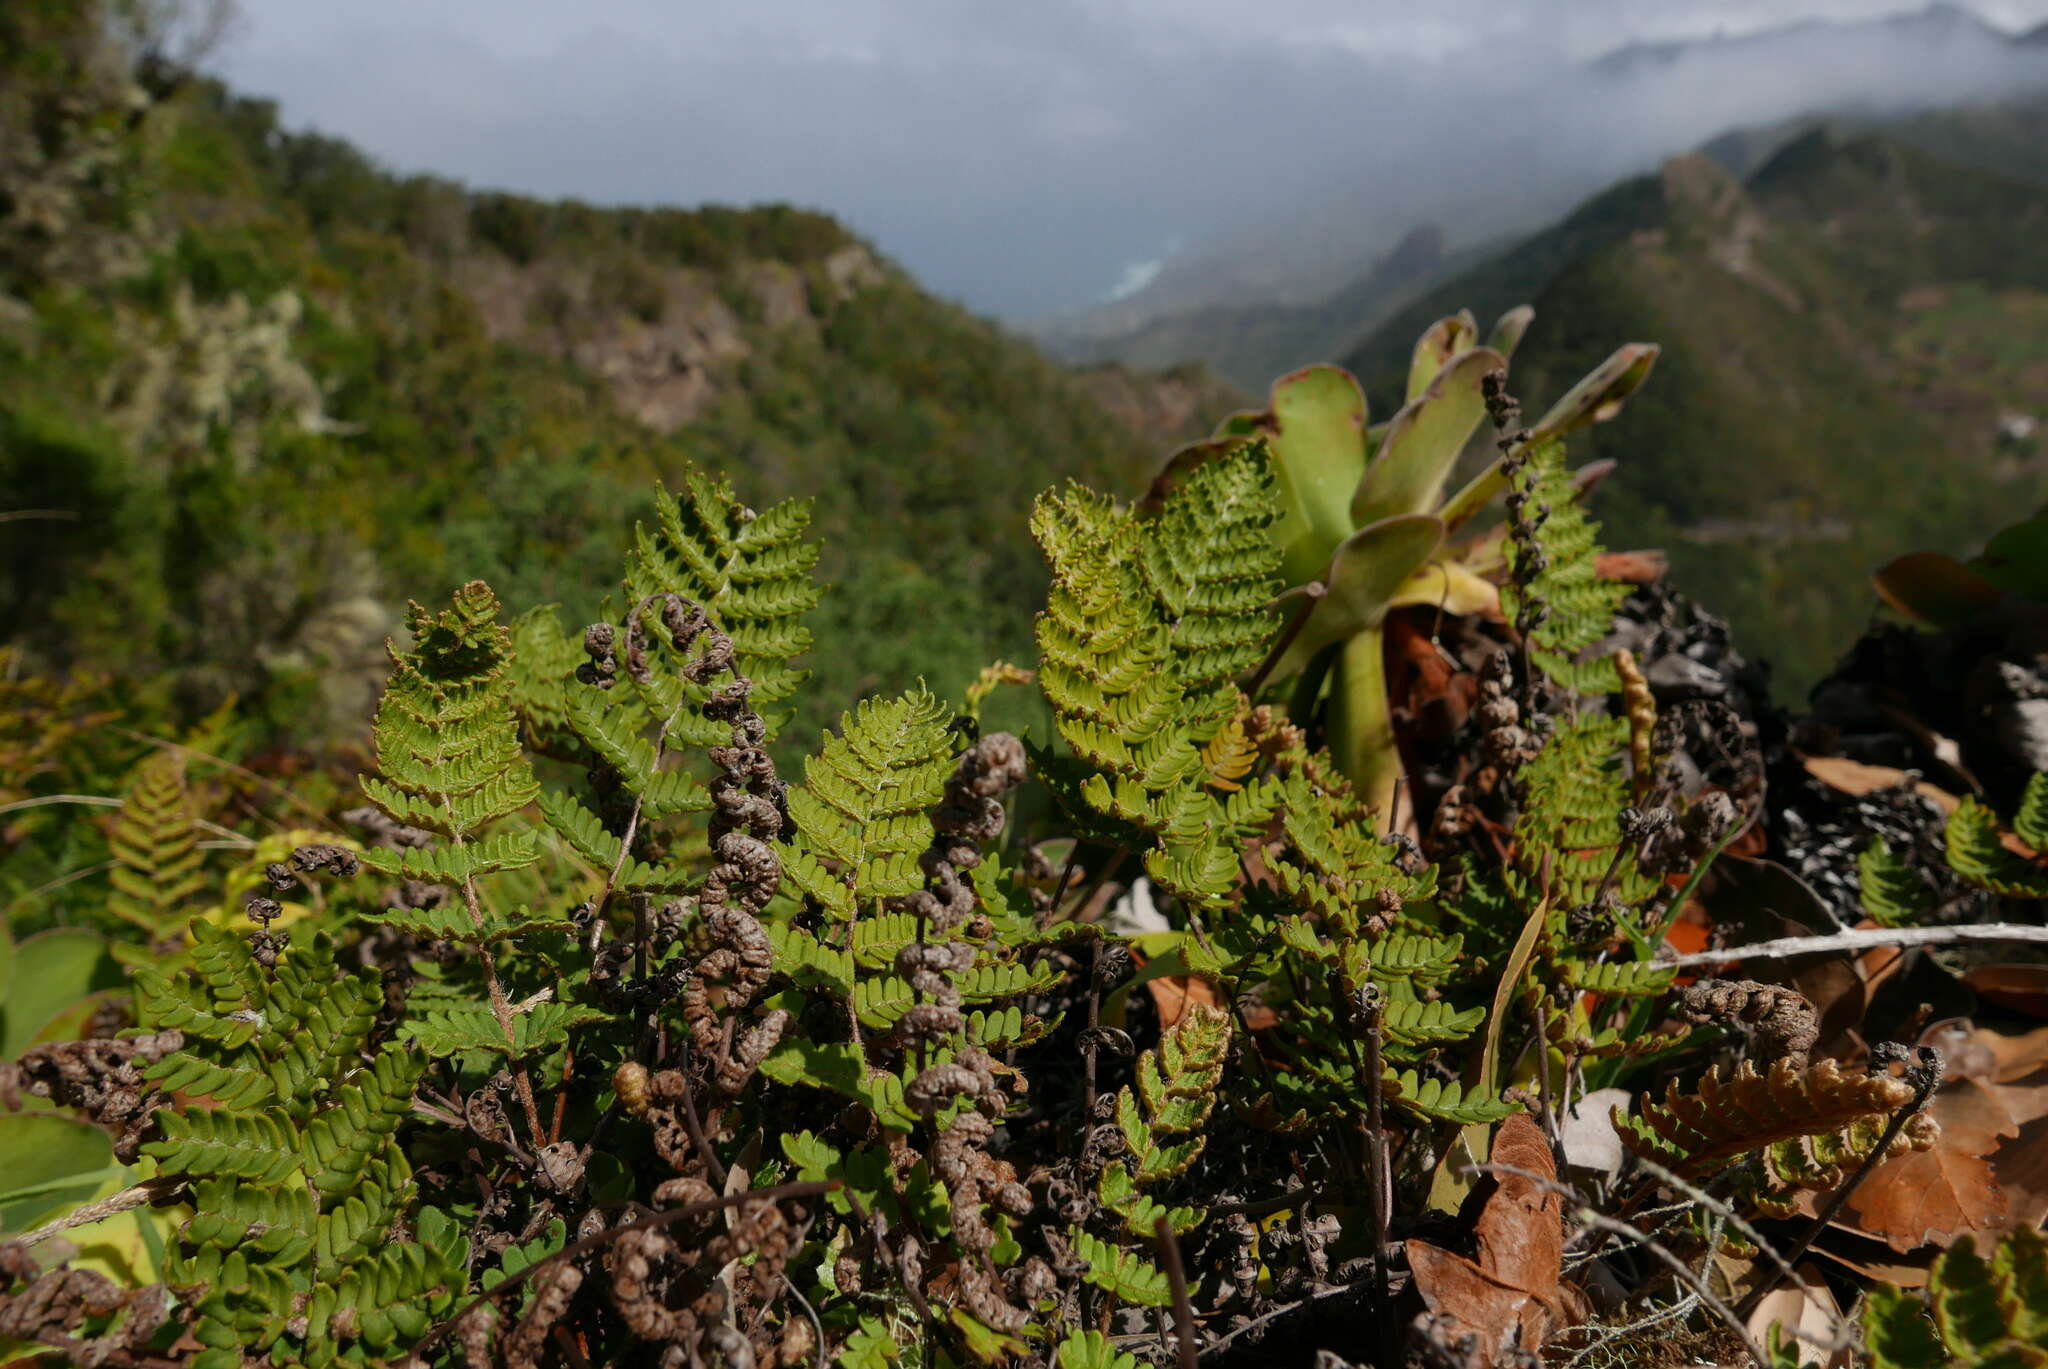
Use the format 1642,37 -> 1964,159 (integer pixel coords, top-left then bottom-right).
1031,3 -> 2048,370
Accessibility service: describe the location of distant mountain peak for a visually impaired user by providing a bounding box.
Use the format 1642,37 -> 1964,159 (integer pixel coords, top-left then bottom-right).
1588,2 -> 2014,77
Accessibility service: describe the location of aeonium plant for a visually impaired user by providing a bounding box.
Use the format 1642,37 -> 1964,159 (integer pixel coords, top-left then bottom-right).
1144,305 -> 1658,829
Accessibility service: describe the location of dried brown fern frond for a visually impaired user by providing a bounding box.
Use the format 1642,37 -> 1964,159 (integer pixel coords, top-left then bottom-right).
1616,1057 -> 1928,1182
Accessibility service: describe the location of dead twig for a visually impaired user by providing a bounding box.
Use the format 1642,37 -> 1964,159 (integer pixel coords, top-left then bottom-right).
1154,1216 -> 1199,1369
1657,924 -> 2048,969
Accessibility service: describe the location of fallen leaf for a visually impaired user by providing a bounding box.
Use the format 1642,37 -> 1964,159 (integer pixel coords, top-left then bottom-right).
1406,1240 -> 1537,1365
1559,1088 -> 1632,1182
1474,1115 -> 1564,1304
1407,1115 -> 1567,1367
1799,755 -> 1960,809
1594,550 -> 1667,584
1981,1022 -> 2048,1083
1837,1077 -> 2008,1253
1806,1229 -> 1935,1290
1837,1022 -> 2048,1253
1747,1263 -> 1852,1369
1964,964 -> 2048,1020
1144,974 -> 1222,1032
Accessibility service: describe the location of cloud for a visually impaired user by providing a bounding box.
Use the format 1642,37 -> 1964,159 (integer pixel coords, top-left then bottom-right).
212,1 -> 2048,320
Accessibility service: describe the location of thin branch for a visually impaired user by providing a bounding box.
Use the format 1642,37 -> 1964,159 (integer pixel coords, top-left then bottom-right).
15,1177 -> 182,1246
1572,1206 -> 1765,1367
1197,1281 -> 1364,1360
1154,1216 -> 1199,1369
0,509 -> 80,524
6,860 -> 116,909
1656,923 -> 2048,969
0,793 -> 120,816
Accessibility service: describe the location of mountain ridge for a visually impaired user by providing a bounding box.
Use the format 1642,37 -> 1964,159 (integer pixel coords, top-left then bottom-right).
1029,3 -> 2048,386
1366,130 -> 2048,690
0,3 -> 1231,744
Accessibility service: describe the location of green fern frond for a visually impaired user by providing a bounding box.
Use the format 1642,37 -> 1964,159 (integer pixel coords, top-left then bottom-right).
1385,1070 -> 1516,1125
1138,440 -> 1287,691
564,691 -> 712,816
1098,1003 -> 1230,1236
1512,715 -> 1657,914
778,687 -> 958,917
1070,1228 -> 1172,1307
1565,960 -> 1679,997
1058,1330 -> 1143,1369
1863,1227 -> 2048,1369
1501,438 -> 1630,694
1947,795 -> 2048,898
505,605 -> 587,757
622,472 -> 823,714
1031,445 -> 1284,909
137,922 -> 466,1367
106,750 -> 209,939
2013,772 -> 2048,853
1859,838 -> 1935,927
402,1000 -> 607,1060
361,580 -> 540,874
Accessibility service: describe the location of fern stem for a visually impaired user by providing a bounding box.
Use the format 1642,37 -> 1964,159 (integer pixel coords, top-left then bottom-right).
1330,625 -> 1401,833
459,871 -> 547,1143
1243,580 -> 1326,698
1359,990 -> 1396,1363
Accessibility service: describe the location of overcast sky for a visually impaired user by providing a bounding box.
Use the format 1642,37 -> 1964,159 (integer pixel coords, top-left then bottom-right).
212,1 -> 2048,320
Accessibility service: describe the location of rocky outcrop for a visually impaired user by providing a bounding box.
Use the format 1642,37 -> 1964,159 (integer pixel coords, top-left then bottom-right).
453,245 -> 885,432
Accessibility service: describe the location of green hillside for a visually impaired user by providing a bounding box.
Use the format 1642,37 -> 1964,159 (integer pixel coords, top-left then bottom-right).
1340,131 -> 2048,692
0,1 -> 1204,746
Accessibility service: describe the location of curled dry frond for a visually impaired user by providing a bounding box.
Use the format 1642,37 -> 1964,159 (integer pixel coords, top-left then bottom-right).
1617,1057 -> 1930,1182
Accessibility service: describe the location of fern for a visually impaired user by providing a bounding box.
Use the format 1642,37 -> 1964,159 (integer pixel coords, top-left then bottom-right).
1219,749 -> 1511,1126
778,688 -> 957,920
1946,794 -> 2048,898
105,750 -> 209,942
621,472 -> 823,715
1069,1228 -> 1172,1307
1031,441 -> 1285,908
1500,437 -> 1630,694
1864,1227 -> 2048,1368
1057,1330 -> 1142,1369
1860,837 -> 1936,926
1511,715 -> 1658,916
1616,1058 -> 1924,1183
136,921 -> 465,1368
357,581 -> 541,897
2014,772 -> 2048,853
1097,1001 -> 1230,1236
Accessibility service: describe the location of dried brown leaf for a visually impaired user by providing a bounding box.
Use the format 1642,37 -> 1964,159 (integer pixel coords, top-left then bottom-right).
1963,965 -> 2048,1021
1798,756 -> 1959,809
1747,1263 -> 1851,1369
1144,974 -> 1222,1032
1837,1023 -> 2048,1253
1406,1116 -> 1567,1368
1474,1114 -> 1564,1307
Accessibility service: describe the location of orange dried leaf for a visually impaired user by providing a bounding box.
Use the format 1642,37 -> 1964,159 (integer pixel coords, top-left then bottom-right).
1144,974 -> 1222,1032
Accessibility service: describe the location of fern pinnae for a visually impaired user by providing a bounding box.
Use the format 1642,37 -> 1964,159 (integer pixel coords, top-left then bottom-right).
359,581 -> 547,1135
